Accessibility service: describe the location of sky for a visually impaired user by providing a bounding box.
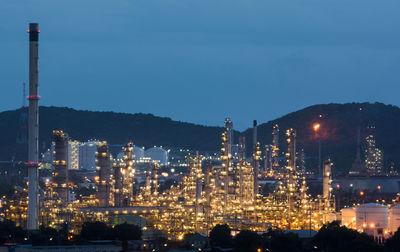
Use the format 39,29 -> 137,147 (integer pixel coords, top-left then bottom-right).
1,0 -> 400,130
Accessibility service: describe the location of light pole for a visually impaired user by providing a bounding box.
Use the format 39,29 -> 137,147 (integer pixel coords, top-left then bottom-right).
313,123 -> 321,178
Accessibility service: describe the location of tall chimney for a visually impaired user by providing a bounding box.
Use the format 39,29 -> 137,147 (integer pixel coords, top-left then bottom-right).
27,23 -> 40,230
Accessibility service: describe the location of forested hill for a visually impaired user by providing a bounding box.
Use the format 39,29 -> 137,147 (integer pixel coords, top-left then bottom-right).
242,102 -> 400,175
0,106 -> 228,161
1,103 -> 400,175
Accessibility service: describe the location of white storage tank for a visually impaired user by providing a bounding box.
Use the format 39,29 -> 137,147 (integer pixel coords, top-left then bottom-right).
355,203 -> 389,231
341,207 -> 356,229
145,147 -> 168,165
389,205 -> 400,233
133,145 -> 145,160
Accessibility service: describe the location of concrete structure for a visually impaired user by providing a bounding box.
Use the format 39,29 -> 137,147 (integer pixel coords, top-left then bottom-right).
52,129 -> 69,205
27,22 -> 40,230
144,147 -> 168,165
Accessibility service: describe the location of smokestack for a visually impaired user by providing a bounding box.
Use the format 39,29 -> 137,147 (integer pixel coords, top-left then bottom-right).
27,23 -> 40,230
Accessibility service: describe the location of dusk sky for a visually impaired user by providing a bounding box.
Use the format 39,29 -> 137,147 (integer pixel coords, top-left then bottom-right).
1,0 -> 400,130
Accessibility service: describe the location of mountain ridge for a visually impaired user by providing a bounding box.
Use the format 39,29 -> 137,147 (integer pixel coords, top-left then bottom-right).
1,102 -> 399,174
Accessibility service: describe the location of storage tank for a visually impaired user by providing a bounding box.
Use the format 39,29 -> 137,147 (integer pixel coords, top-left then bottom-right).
341,207 -> 356,229
133,145 -> 145,160
355,203 -> 389,231
145,147 -> 168,165
116,152 -> 124,160
389,205 -> 400,233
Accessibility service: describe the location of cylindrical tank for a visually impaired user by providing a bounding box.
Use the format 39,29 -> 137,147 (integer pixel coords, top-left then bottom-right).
355,203 -> 389,231
389,205 -> 400,233
341,207 -> 356,229
133,145 -> 145,160
145,147 -> 168,165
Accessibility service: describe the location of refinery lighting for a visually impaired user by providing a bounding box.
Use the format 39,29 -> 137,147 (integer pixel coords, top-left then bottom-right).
313,123 -> 320,132
1,118 -> 339,239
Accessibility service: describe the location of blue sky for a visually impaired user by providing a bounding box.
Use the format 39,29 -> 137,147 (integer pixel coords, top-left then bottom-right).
1,0 -> 400,130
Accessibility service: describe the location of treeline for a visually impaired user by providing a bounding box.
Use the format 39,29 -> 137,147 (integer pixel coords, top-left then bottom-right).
2,220 -> 400,251
0,220 -> 141,247
208,222 -> 400,252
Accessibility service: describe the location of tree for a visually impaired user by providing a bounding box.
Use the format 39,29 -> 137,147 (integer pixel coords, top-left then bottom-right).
385,227 -> 400,251
262,229 -> 302,252
0,220 -> 26,244
30,226 -> 59,246
312,221 -> 381,252
209,224 -> 232,248
113,222 -> 142,251
233,230 -> 262,252
79,221 -> 112,241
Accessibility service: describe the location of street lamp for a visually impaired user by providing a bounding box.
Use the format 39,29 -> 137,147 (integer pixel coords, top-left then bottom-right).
313,123 -> 321,177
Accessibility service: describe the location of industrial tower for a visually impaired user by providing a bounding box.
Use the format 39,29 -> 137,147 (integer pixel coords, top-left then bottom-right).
27,23 -> 40,230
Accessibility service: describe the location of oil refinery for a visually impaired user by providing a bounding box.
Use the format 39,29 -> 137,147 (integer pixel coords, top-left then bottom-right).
2,23 -> 400,249
2,119 -> 339,240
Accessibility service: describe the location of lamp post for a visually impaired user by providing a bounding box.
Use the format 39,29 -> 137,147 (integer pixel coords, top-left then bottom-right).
313,123 -> 321,178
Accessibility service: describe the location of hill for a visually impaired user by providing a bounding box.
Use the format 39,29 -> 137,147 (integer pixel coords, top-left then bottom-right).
242,102 -> 400,175
1,103 -> 400,175
0,106 -> 229,161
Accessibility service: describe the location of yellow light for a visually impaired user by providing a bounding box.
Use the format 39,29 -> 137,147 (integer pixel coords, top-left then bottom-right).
313,123 -> 320,132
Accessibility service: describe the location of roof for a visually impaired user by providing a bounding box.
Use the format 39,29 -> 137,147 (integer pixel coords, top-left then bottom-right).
359,203 -> 385,207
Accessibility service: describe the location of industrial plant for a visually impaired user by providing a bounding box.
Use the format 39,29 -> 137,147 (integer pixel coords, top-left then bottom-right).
2,23 -> 400,251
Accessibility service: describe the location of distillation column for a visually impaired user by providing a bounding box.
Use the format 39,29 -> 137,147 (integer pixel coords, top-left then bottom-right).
253,120 -> 260,196
271,124 -> 280,174
323,159 -> 333,211
122,142 -> 135,205
53,130 -> 69,205
113,162 -> 123,207
238,136 -> 246,161
286,128 -> 296,228
27,23 -> 40,230
96,143 -> 112,207
222,118 -> 233,208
